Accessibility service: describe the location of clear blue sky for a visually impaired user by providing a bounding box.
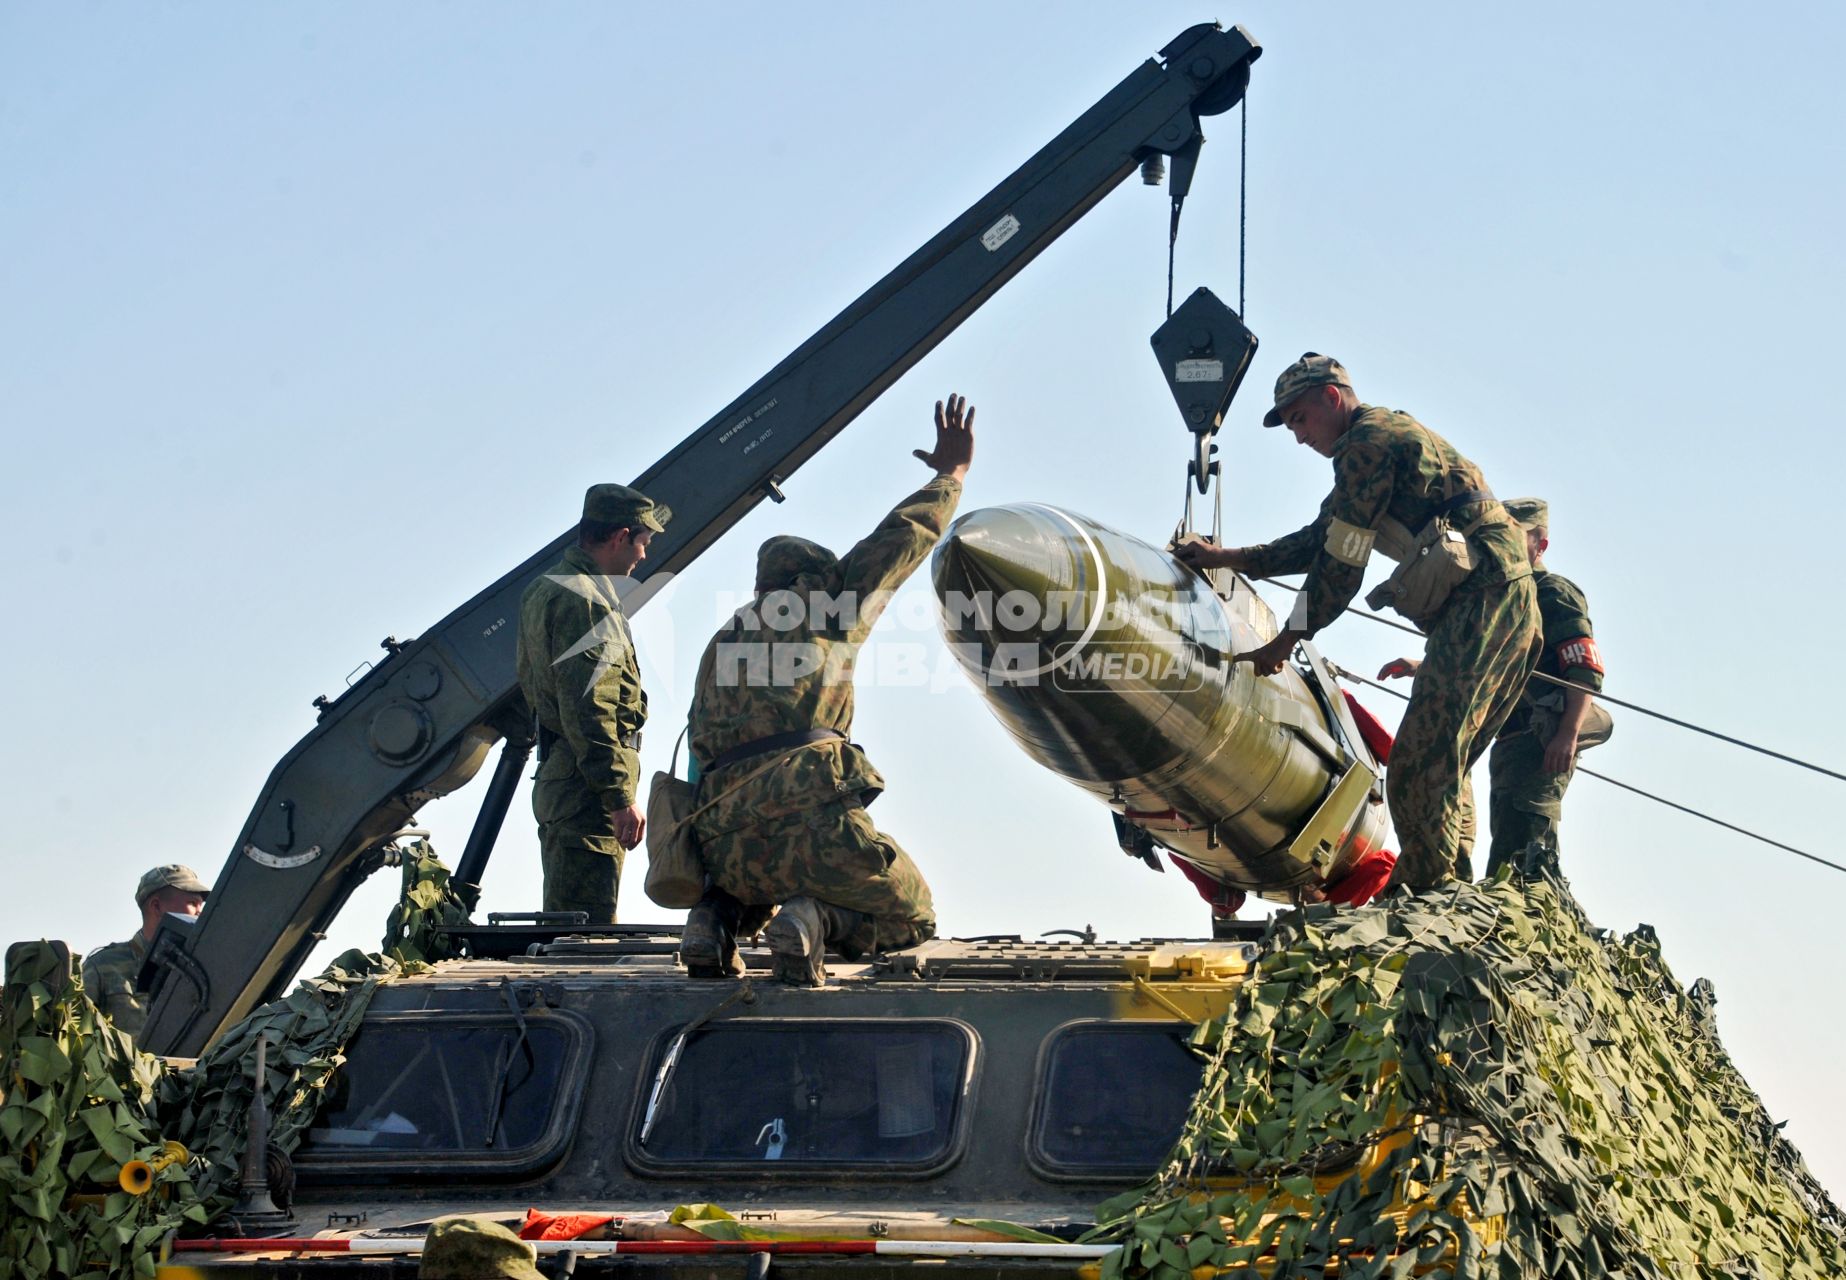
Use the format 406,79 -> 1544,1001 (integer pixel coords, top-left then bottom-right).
5,4 -> 1843,1196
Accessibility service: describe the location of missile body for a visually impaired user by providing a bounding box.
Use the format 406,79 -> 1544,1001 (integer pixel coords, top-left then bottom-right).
932,504 -> 1387,896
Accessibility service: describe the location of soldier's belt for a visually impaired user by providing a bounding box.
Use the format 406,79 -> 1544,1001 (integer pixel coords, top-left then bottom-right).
535,726 -> 641,763
706,727 -> 846,773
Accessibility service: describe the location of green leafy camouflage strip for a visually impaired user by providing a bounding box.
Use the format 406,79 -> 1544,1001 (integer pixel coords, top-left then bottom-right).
1087,875 -> 1846,1280
381,839 -> 476,965
0,944 -> 194,1280
2,935 -> 423,1278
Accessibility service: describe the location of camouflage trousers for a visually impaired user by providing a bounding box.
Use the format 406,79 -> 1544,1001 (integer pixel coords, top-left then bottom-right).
1483,728 -> 1576,878
697,799 -> 936,956
1386,576 -> 1540,889
533,775 -> 625,924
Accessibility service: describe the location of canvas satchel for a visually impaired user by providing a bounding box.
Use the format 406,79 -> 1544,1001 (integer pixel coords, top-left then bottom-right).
643,730 -> 844,910
643,730 -> 705,909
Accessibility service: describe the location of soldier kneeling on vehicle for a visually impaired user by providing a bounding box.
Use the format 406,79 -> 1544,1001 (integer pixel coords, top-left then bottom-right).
681,393 -> 975,985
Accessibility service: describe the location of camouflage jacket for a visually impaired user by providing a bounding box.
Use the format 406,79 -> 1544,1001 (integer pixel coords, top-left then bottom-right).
516,545 -> 647,807
1502,568 -> 1604,736
81,932 -> 148,1038
688,475 -> 961,836
1240,404 -> 1530,637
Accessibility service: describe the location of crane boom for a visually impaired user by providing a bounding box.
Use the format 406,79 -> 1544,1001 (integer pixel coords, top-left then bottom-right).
141,22 -> 1262,1055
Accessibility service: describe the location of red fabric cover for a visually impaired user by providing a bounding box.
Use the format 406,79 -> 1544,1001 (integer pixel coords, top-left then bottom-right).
1342,690 -> 1394,764
1167,854 -> 1246,917
1322,845 -> 1397,906
520,1209 -> 617,1240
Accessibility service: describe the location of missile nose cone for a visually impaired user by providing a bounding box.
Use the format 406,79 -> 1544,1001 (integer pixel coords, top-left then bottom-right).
933,502 -> 1213,777
932,504 -> 1103,660
934,508 -> 1057,603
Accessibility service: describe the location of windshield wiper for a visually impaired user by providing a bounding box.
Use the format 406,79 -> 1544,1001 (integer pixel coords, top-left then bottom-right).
640,982 -> 755,1145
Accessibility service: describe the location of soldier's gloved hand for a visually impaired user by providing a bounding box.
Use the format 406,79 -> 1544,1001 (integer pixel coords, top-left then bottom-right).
916,392 -> 975,481
612,803 -> 646,849
1377,657 -> 1421,680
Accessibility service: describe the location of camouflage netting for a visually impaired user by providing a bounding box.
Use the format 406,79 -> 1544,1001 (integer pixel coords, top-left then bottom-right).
0,945 -> 196,1279
1090,874 -> 1846,1279
0,945 -> 423,1279
380,838 -> 476,965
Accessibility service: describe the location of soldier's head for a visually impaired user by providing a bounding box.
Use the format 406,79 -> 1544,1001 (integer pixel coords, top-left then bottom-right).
579,484 -> 671,576
135,865 -> 209,940
1262,353 -> 1357,457
754,536 -> 838,595
1504,498 -> 1549,568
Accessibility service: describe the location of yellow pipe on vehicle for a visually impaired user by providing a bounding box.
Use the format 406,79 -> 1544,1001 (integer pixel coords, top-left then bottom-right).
119,1141 -> 189,1195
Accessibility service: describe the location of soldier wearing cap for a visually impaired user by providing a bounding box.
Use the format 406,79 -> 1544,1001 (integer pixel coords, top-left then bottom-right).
1176,353 -> 1539,890
1380,497 -> 1610,875
419,1217 -> 544,1279
681,393 -> 974,985
516,482 -> 670,923
81,864 -> 209,1037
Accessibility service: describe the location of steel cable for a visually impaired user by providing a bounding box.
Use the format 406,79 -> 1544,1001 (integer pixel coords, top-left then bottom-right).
1323,661 -> 1846,877
1251,575 -> 1846,784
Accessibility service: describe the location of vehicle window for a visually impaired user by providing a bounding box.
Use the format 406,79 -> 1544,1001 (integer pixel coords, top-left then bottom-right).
296,1011 -> 586,1169
635,1020 -> 972,1170
1032,1023 -> 1202,1176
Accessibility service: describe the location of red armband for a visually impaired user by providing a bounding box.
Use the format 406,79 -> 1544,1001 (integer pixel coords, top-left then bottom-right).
1555,636 -> 1603,675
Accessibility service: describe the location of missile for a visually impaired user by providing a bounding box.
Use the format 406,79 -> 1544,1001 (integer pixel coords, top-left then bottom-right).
931,503 -> 1389,898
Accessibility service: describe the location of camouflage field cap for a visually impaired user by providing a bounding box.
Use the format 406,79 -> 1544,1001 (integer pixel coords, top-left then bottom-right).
419,1217 -> 545,1280
1503,497 -> 1550,531
755,534 -> 839,594
1262,352 -> 1354,427
135,864 -> 209,908
582,482 -> 670,533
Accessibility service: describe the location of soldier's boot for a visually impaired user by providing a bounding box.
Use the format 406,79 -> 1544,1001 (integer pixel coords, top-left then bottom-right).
765,897 -> 840,987
681,888 -> 745,980
765,898 -> 873,987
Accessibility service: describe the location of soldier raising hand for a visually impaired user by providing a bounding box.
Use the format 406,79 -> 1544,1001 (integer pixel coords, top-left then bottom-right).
681,393 -> 977,984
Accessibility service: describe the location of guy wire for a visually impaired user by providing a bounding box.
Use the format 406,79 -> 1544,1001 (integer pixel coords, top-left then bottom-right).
1323,661 -> 1846,878
1252,575 -> 1846,785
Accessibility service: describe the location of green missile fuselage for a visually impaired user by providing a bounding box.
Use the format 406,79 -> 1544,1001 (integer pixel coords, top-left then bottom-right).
933,504 -> 1387,898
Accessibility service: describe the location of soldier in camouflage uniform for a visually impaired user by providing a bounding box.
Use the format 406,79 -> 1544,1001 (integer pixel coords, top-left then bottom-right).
683,393 -> 974,985
81,864 -> 209,1037
516,483 -> 669,924
1178,354 -> 1539,890
1384,498 -> 1609,876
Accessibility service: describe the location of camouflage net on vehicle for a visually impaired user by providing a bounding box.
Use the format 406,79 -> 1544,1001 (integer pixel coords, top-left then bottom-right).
1089,874 -> 1846,1279
0,945 -> 419,1279
0,944 -> 194,1280
380,838 -> 476,965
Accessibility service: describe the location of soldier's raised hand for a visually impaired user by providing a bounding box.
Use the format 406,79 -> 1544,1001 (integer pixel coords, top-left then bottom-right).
916,393 -> 975,481
1377,657 -> 1421,681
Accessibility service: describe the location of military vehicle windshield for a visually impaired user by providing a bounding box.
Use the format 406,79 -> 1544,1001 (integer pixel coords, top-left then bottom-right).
1031,1022 -> 1201,1176
295,1011 -> 590,1179
633,1020 -> 973,1172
